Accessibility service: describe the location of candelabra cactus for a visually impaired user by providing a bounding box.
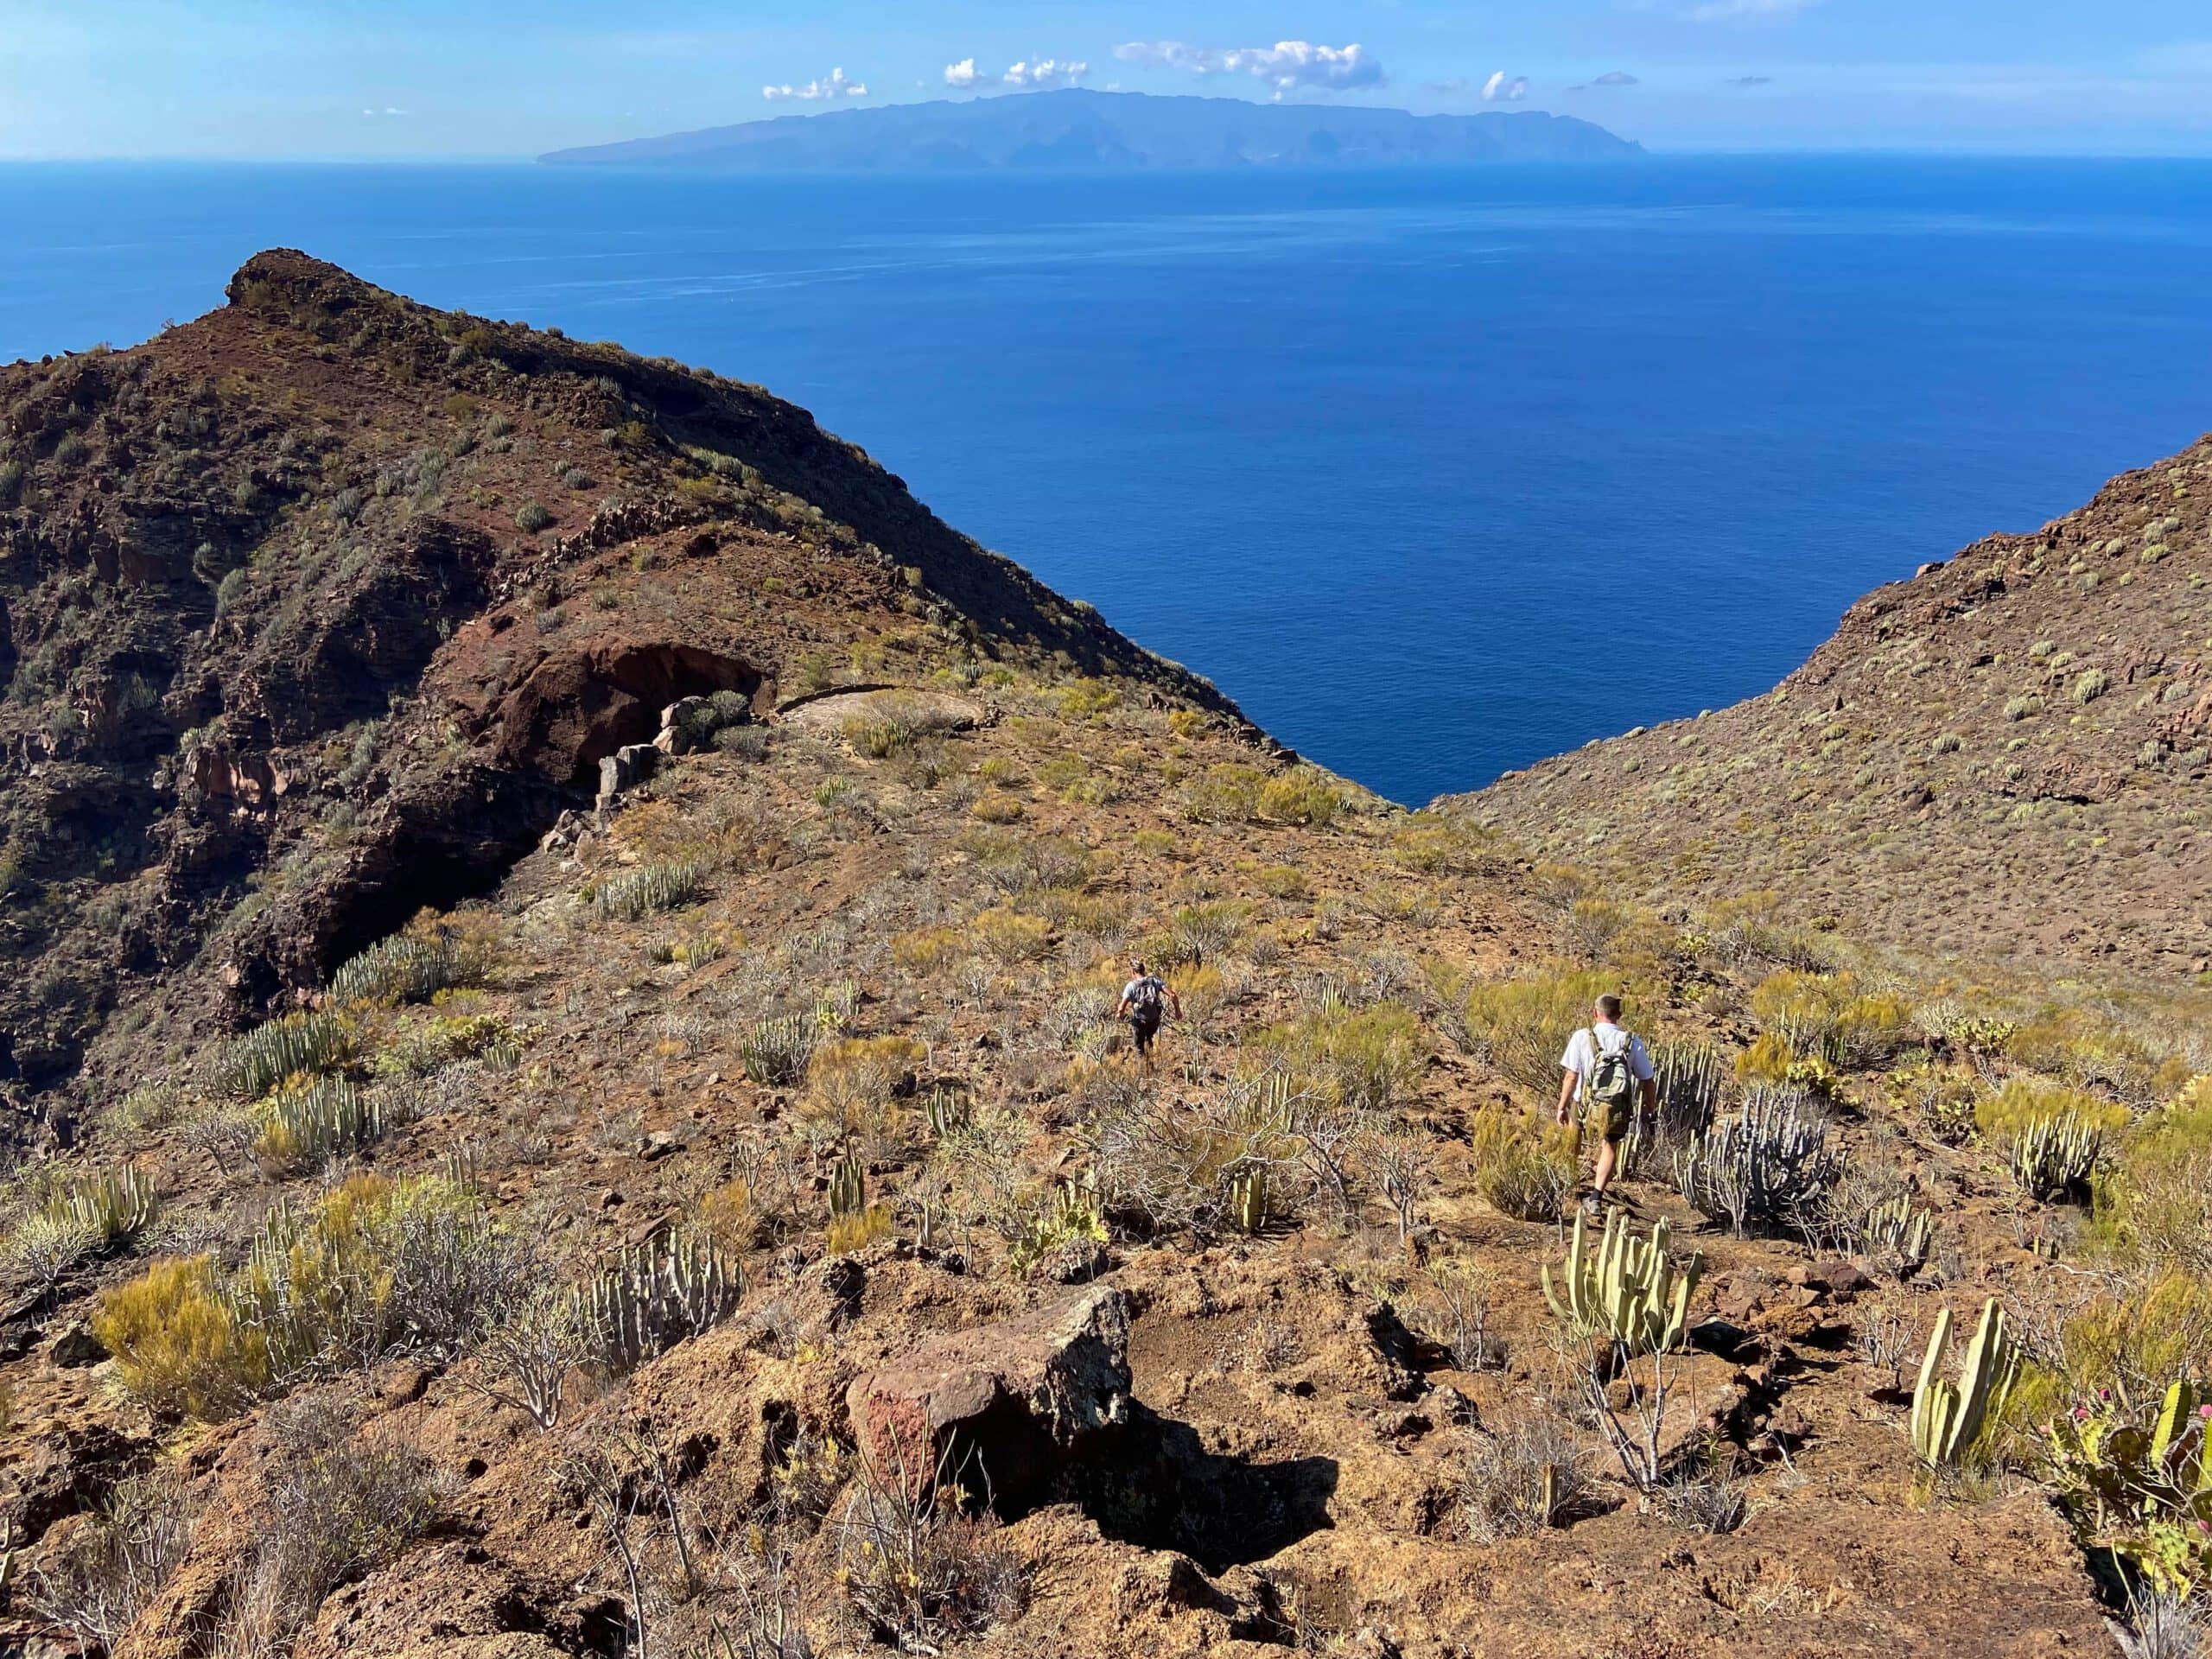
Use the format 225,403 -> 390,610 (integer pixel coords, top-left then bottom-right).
829,1154 -> 868,1220
575,1232 -> 743,1376
251,1076 -> 382,1173
1910,1298 -> 2019,1469
49,1166 -> 159,1250
923,1087 -> 970,1139
741,1014 -> 816,1087
213,1009 -> 352,1098
2009,1111 -> 2102,1202
1230,1166 -> 1269,1236
1864,1192 -> 1934,1275
1541,1210 -> 1700,1358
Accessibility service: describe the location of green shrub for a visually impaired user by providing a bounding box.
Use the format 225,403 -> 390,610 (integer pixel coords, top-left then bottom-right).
514,499 -> 553,533
2070,667 -> 2109,705
1469,1107 -> 1574,1222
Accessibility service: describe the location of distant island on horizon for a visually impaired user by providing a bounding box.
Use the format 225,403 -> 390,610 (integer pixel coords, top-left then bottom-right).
539,87 -> 1641,172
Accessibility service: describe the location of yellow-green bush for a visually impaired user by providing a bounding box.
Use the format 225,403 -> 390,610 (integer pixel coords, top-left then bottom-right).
1258,1005 -> 1427,1113
1463,967 -> 1621,1100
808,1035 -> 925,1134
1255,767 -> 1349,828
1468,1105 -> 1574,1222
1747,969 -> 1913,1066
1974,1078 -> 2126,1144
1732,1031 -> 1840,1097
971,906 -> 1053,963
2089,1075 -> 2212,1275
1058,678 -> 1121,721
93,1255 -> 269,1421
1180,763 -> 1267,823
892,925 -> 966,975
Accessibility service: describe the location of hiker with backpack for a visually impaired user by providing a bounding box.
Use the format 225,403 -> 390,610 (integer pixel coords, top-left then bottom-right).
1554,993 -> 1657,1211
1115,958 -> 1181,1068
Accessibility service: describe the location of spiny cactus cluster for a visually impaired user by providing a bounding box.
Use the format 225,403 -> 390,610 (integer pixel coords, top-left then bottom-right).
1863,1192 -> 1935,1275
923,1086 -> 971,1138
1542,1210 -> 1700,1358
329,931 -> 467,1006
1673,1091 -> 1843,1236
828,1154 -> 868,1219
741,1014 -> 817,1087
48,1166 -> 160,1250
1230,1165 -> 1270,1235
1625,1041 -> 1725,1173
2044,1376 -> 2210,1597
574,1232 -> 742,1376
1910,1298 -> 2019,1468
589,859 -> 708,922
213,1010 -> 352,1099
252,1076 -> 382,1173
2010,1110 -> 2102,1202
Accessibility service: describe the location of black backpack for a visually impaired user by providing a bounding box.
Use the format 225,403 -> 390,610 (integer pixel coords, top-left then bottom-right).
1128,976 -> 1166,1018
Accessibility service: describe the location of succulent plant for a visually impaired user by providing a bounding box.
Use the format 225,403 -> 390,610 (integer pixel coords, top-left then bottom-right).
49,1165 -> 160,1251
741,1014 -> 817,1087
2010,1110 -> 2102,1203
923,1086 -> 970,1139
1673,1092 -> 1842,1236
1864,1192 -> 1934,1275
590,859 -> 708,922
1910,1298 -> 2019,1469
828,1154 -> 867,1220
1543,1209 -> 1700,1358
574,1232 -> 742,1376
1230,1166 -> 1269,1236
251,1075 -> 382,1173
213,1010 -> 353,1099
329,931 -> 465,1006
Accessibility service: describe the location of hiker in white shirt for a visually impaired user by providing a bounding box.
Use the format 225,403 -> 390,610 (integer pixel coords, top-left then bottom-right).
1554,993 -> 1657,1211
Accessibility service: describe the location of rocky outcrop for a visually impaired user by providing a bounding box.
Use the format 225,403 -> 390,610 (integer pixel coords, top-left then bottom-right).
845,1285 -> 1131,1510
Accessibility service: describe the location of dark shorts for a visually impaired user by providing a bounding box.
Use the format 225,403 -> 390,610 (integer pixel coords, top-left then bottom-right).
1129,1012 -> 1162,1052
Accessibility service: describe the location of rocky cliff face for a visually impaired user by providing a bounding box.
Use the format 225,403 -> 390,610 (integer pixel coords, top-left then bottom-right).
0,251 -> 1234,1136
1455,435 -> 2212,979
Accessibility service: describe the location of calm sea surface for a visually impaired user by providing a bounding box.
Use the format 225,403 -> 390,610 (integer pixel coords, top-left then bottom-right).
4,157 -> 2209,803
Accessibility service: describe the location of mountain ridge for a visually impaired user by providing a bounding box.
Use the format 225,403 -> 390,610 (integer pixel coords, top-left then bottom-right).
540,87 -> 1641,171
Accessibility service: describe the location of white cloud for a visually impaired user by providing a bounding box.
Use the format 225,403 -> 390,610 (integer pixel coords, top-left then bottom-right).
763,67 -> 867,102
1481,71 -> 1529,102
1113,40 -> 1384,99
944,57 -> 1089,92
361,106 -> 409,118
1567,69 -> 1639,92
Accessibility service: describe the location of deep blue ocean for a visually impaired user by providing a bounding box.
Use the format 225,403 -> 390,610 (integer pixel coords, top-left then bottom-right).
3,158 -> 2209,804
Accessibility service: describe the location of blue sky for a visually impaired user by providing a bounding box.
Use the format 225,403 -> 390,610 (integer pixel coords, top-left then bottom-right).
3,1 -> 2209,158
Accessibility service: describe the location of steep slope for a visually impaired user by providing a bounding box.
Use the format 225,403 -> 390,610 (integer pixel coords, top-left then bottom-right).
1,261 -> 2196,1659
540,87 -> 1640,170
1454,435 -> 2212,977
0,251 -> 1238,1135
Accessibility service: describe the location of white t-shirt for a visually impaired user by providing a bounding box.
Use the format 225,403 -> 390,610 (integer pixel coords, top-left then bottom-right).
1560,1023 -> 1655,1090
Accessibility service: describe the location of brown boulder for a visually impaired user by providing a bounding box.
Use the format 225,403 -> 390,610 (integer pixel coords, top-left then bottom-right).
845,1284 -> 1130,1510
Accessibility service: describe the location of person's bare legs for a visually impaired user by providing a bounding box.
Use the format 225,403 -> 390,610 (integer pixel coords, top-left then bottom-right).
1592,1135 -> 1619,1200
